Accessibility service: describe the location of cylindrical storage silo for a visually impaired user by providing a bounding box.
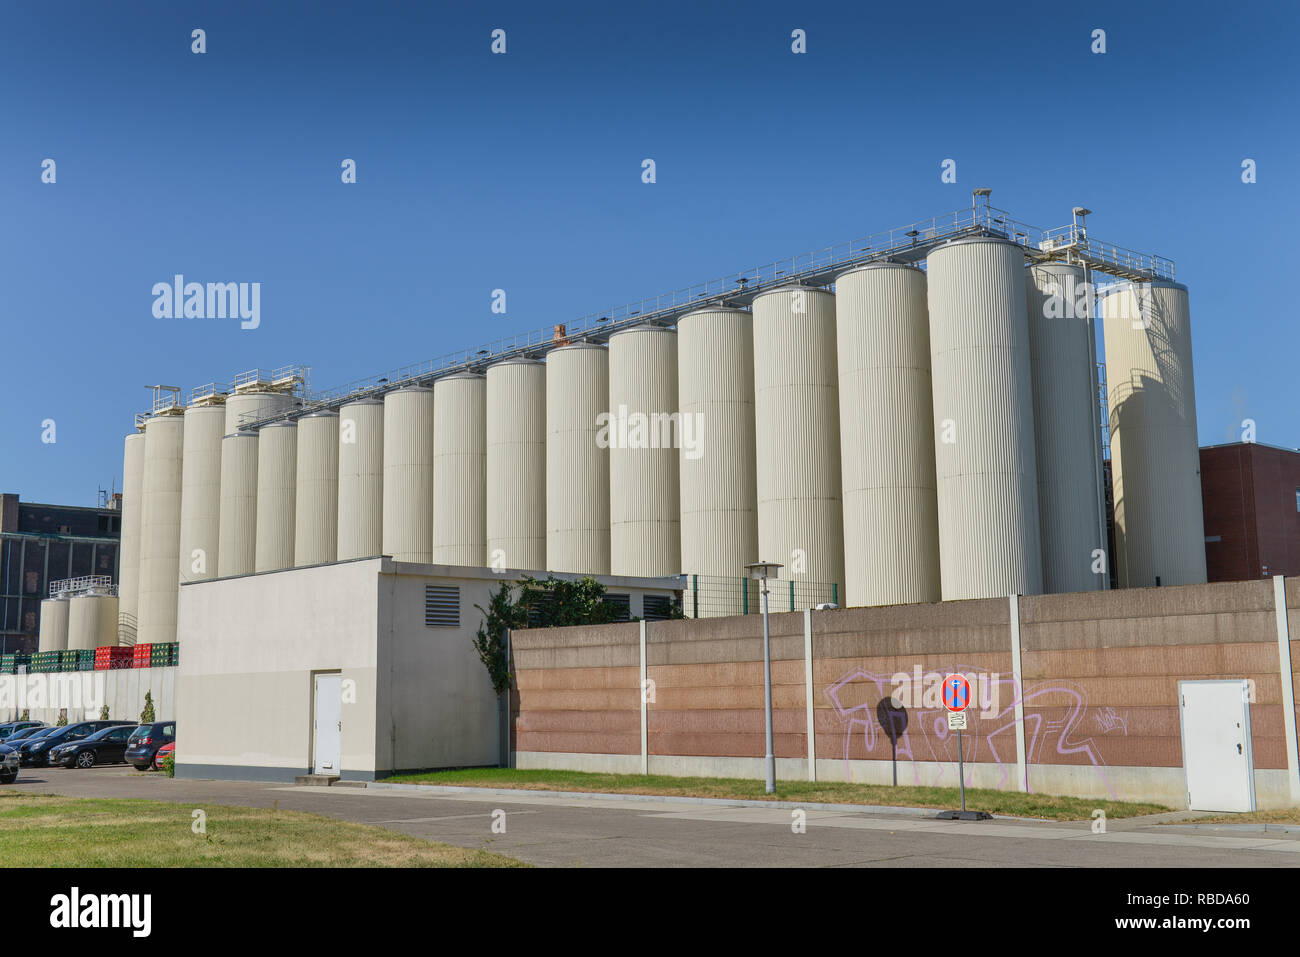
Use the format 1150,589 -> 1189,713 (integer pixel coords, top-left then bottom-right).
38,597 -> 70,652
1100,280 -> 1207,588
751,286 -> 844,592
486,359 -> 546,572
224,391 -> 298,433
927,236 -> 1043,600
295,411 -> 340,566
432,373 -> 487,566
546,343 -> 610,574
677,307 -> 759,616
608,325 -> 681,577
835,263 -> 941,607
337,398 -> 385,560
382,388 -> 436,563
255,421 -> 297,572
1026,263 -> 1107,593
116,432 -> 145,646
217,431 -> 259,577
137,413 -> 185,646
178,403 -> 225,584
68,591 -> 119,650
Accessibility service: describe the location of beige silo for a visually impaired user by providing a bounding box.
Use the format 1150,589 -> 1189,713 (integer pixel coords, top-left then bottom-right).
178,403 -> 226,584
137,413 -> 185,646
255,421 -> 298,572
116,432 -> 145,645
337,398 -> 385,560
217,431 -> 259,577
382,388 -> 436,563
1101,280 -> 1207,587
751,285 -> 844,591
486,359 -> 546,571
546,343 -> 611,574
68,591 -> 119,650
295,411 -> 340,566
927,236 -> 1043,600
225,391 -> 297,433
38,597 -> 70,652
433,373 -> 487,566
1026,262 -> 1107,593
608,325 -> 681,577
677,307 -> 759,616
835,263 -> 941,606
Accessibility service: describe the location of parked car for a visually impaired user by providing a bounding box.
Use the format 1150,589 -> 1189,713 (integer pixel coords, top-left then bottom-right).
125,721 -> 176,770
2,725 -> 49,746
154,741 -> 175,771
50,724 -> 141,769
20,720 -> 135,767
12,727 -> 59,764
0,721 -> 43,740
0,742 -> 18,784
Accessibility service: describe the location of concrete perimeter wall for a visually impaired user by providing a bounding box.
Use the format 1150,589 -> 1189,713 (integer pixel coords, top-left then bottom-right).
0,666 -> 176,726
511,578 -> 1300,808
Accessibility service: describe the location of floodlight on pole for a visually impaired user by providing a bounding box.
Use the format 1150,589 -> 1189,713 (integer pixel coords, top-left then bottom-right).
745,560 -> 784,793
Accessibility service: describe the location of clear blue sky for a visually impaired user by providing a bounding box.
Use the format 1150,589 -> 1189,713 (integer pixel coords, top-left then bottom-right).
2,0 -> 1295,505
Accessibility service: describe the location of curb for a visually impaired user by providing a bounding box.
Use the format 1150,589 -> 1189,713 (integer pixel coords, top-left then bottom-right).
363,781 -> 1048,821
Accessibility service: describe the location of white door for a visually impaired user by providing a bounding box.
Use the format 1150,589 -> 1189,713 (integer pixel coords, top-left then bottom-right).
313,673 -> 342,775
1179,680 -> 1255,812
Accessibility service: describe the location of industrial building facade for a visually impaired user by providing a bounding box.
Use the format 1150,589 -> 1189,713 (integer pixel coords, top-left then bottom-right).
1201,442 -> 1300,581
0,493 -> 121,654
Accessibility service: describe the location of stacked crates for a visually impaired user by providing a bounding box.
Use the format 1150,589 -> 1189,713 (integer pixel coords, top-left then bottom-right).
0,653 -> 30,674
132,643 -> 153,669
94,647 -> 134,671
75,649 -> 95,672
59,649 -> 80,672
151,642 -> 179,667
30,650 -> 60,673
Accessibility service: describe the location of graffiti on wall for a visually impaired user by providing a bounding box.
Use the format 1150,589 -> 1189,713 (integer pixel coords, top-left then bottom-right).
823,666 -> 1126,797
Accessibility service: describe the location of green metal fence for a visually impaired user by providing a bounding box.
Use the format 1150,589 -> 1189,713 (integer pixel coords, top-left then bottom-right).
682,574 -> 839,619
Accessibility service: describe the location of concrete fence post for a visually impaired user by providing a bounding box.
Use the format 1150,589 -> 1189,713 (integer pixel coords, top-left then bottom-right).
1272,576 -> 1300,803
804,608 -> 816,781
1009,594 -> 1028,792
640,619 -> 648,775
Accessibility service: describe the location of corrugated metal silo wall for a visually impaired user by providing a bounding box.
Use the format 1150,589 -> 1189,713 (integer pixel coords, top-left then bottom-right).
337,399 -> 385,561
137,414 -> 185,645
751,287 -> 844,589
546,343 -> 611,574
927,237 -> 1043,600
255,422 -> 298,572
433,374 -> 487,566
217,432 -> 258,577
835,264 -> 941,606
116,432 -> 145,645
486,359 -> 546,571
608,326 -> 680,577
178,404 -> 225,584
224,391 -> 297,434
677,307 -> 758,613
1026,263 -> 1107,593
382,388 -> 436,563
294,411 -> 339,566
1101,282 -> 1207,587
38,598 -> 69,652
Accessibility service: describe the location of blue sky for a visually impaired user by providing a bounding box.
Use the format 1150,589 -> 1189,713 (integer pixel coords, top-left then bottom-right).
2,0 -> 1295,505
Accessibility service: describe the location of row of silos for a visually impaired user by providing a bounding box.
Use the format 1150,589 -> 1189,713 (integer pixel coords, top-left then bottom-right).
41,589 -> 119,652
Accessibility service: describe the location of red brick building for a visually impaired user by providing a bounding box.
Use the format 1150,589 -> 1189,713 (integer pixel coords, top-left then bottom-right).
1200,442 -> 1300,582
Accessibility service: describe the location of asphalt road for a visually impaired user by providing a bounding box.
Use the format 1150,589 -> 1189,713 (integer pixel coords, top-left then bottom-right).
8,765 -> 1299,867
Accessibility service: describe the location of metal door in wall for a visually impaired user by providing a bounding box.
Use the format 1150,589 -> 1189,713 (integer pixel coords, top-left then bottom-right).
1178,679 -> 1255,812
313,673 -> 342,775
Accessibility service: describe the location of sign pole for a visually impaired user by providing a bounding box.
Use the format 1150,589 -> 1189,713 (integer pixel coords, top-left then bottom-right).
937,673 -> 990,821
958,729 -> 965,813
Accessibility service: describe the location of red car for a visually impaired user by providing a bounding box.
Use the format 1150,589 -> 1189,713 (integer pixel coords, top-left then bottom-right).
153,741 -> 175,771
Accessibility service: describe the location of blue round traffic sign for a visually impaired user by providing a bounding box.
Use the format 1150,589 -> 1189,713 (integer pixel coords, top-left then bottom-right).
942,674 -> 970,713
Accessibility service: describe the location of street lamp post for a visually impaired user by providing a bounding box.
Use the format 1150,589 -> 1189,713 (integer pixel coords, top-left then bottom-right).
745,561 -> 784,794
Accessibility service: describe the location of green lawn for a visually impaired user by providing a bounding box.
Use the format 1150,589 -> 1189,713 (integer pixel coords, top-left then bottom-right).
383,767 -> 1170,821
0,793 -> 526,867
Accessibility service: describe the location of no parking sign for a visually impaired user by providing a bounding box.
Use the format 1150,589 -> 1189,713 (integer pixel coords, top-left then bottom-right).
942,674 -> 970,713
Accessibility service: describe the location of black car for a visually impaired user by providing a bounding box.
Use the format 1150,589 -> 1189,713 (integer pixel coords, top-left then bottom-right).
50,724 -> 141,769
0,720 -> 43,740
0,742 -> 18,784
20,720 -> 135,767
1,725 -> 49,747
124,721 -> 176,770
12,727 -> 59,763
